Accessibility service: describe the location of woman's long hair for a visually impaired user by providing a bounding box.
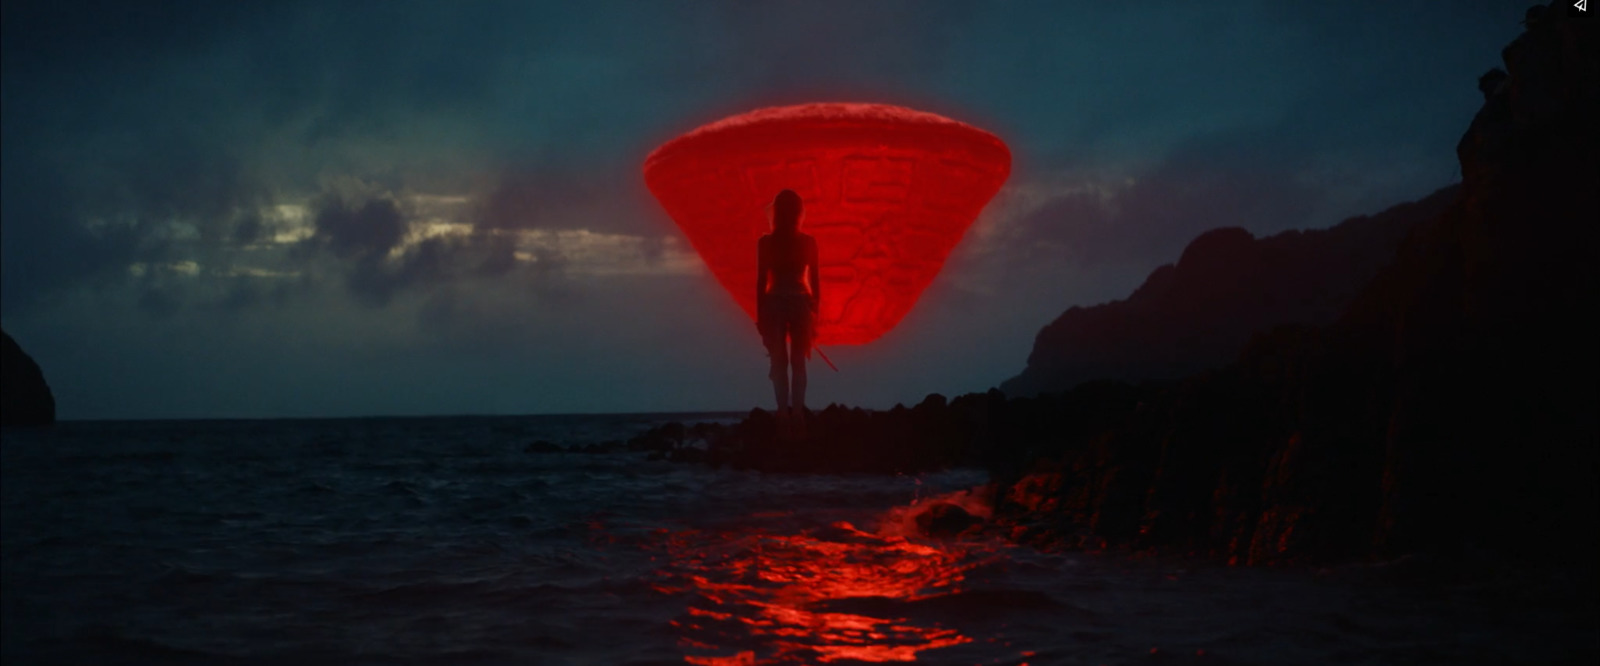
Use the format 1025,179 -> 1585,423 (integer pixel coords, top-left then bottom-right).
772,189 -> 802,234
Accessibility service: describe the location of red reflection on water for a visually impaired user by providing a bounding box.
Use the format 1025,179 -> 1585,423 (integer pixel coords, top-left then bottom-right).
657,521 -> 982,664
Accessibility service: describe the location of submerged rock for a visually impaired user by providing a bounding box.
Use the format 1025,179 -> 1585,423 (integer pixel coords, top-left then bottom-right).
915,502 -> 983,539
523,440 -> 562,454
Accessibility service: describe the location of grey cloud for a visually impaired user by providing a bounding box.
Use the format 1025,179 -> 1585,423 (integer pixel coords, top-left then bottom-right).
137,287 -> 182,319
333,238 -> 472,309
312,192 -> 407,260
117,138 -> 260,247
477,234 -> 519,278
232,210 -> 266,246
698,1 -> 975,97
477,171 -> 598,231
207,276 -> 308,313
475,169 -> 655,236
302,184 -> 561,307
1006,133 -> 1324,271
0,160 -> 170,314
0,0 -> 1529,418
394,237 -> 451,289
344,257 -> 406,308
214,281 -> 264,311
0,106 -> 265,315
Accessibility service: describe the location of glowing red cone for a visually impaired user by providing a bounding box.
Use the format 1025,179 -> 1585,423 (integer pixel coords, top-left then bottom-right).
643,103 -> 1011,345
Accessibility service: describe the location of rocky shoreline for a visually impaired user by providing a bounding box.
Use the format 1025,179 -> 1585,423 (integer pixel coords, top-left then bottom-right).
627,4 -> 1598,568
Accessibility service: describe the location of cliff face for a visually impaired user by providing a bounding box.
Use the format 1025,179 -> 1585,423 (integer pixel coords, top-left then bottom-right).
995,3 -> 1598,564
2,330 -> 57,426
1002,189 -> 1458,398
621,4 -> 1594,567
1335,4 -> 1599,559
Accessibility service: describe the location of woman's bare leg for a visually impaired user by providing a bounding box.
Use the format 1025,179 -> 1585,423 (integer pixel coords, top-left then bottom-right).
768,330 -> 790,415
789,325 -> 808,434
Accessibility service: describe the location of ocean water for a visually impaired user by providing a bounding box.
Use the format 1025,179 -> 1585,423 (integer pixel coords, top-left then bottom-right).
2,416 -> 1593,666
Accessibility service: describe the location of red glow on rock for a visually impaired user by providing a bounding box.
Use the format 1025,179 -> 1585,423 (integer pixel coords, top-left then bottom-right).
644,103 -> 1011,345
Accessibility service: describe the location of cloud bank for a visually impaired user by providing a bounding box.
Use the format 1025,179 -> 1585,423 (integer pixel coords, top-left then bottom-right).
0,0 -> 1522,418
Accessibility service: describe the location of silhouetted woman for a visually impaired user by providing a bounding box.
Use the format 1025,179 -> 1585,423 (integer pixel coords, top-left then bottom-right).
756,189 -> 819,436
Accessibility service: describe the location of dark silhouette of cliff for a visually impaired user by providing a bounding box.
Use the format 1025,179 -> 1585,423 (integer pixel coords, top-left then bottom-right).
2,329 -> 56,426
1002,187 -> 1459,398
993,2 -> 1598,565
645,3 -> 1598,567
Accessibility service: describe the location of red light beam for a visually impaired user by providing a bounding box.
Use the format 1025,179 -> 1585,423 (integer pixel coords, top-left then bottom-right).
644,103 -> 1011,346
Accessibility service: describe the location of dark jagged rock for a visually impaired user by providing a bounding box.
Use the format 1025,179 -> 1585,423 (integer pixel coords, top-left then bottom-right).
650,3 -> 1595,569
2,329 -> 56,426
1348,5 -> 1598,561
1001,187 -> 1458,398
523,440 -> 562,453
915,502 -> 983,539
990,3 -> 1598,566
578,439 -> 626,454
641,383 -> 1151,476
635,396 -> 988,474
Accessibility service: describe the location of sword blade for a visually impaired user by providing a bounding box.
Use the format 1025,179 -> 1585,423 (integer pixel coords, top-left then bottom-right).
815,345 -> 839,372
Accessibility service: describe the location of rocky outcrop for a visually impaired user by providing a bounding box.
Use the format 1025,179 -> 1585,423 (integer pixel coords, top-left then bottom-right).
1341,3 -> 1598,560
626,393 -> 995,474
915,502 -> 984,539
993,2 -> 1598,565
650,3 -> 1597,567
2,329 -> 56,426
1001,187 -> 1458,398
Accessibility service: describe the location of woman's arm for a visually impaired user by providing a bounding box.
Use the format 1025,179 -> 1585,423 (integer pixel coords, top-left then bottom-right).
807,236 -> 820,313
756,235 -> 770,303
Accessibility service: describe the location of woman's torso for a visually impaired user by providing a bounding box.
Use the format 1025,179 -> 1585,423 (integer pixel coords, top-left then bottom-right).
763,232 -> 813,296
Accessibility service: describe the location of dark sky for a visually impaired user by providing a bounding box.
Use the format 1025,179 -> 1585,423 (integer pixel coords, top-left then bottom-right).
1,0 -> 1524,419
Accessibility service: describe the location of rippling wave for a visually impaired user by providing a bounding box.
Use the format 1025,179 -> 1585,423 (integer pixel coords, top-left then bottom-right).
3,416 -> 1591,665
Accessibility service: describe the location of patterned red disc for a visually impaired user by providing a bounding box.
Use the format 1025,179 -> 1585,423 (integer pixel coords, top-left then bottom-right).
644,103 -> 1011,345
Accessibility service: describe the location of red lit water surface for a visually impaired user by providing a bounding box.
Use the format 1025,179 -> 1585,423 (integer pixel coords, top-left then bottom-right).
653,520 -> 997,665
643,103 -> 1011,345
